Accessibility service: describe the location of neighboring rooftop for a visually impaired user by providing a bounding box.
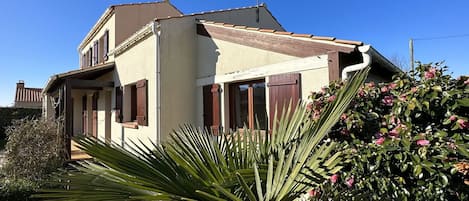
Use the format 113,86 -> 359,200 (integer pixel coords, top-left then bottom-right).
14,81 -> 42,108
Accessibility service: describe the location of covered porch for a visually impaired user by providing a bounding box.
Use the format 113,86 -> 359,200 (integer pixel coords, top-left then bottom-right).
43,63 -> 115,160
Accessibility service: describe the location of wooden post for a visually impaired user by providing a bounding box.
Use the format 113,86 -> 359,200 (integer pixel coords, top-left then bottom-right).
64,81 -> 72,159
409,38 -> 414,72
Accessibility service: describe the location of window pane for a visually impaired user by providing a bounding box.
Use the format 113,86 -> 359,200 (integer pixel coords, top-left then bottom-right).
234,84 -> 249,128
252,82 -> 267,130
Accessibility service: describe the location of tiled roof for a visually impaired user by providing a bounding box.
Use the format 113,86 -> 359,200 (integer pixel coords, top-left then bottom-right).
198,20 -> 363,47
155,4 -> 265,20
15,87 -> 42,103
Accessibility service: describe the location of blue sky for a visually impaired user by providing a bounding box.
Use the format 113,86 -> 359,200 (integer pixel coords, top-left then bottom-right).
0,0 -> 468,106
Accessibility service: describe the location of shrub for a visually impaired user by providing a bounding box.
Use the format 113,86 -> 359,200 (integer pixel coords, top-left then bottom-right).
307,62 -> 469,200
3,117 -> 66,181
0,108 -> 41,149
0,178 -> 39,201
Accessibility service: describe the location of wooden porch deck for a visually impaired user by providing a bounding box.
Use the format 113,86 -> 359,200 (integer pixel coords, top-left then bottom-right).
70,140 -> 92,161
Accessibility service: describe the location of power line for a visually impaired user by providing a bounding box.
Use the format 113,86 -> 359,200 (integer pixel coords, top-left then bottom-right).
413,33 -> 469,41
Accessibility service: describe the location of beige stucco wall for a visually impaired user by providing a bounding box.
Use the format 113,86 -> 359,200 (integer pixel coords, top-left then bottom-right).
79,14 -> 116,65
197,36 -> 299,78
112,34 -> 157,148
158,18 -> 198,141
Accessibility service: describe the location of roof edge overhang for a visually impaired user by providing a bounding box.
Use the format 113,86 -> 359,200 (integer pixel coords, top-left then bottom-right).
43,62 -> 115,94
368,46 -> 403,74
78,7 -> 115,51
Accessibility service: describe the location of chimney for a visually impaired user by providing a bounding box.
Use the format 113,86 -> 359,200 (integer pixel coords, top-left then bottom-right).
17,80 -> 25,89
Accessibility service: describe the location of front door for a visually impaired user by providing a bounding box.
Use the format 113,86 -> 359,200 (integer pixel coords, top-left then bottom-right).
92,93 -> 98,138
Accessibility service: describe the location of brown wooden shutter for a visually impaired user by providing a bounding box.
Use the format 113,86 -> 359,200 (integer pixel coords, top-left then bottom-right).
136,79 -> 148,126
115,87 -> 123,123
98,36 -> 104,64
103,30 -> 109,61
93,41 -> 98,65
203,84 -> 221,133
268,73 -> 301,129
88,48 -> 92,67
92,93 -> 99,138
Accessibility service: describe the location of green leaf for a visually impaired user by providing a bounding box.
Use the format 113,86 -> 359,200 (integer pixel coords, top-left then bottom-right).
456,98 -> 469,107
413,165 -> 422,177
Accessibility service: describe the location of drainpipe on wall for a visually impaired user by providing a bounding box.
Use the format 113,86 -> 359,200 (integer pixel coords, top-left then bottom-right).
341,45 -> 372,80
152,21 -> 162,144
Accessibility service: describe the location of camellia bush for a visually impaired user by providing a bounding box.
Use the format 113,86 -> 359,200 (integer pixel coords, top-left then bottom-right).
307,62 -> 469,200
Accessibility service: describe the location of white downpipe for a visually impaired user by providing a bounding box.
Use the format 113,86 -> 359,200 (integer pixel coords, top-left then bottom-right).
152,21 -> 162,144
341,45 -> 372,80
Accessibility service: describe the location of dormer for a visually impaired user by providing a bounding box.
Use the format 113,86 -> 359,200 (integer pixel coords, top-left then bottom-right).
78,1 -> 182,69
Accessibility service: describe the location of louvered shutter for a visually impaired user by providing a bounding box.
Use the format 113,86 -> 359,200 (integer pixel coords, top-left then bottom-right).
103,30 -> 109,61
203,84 -> 221,134
136,79 -> 148,126
268,73 -> 301,129
115,87 -> 123,123
98,36 -> 104,64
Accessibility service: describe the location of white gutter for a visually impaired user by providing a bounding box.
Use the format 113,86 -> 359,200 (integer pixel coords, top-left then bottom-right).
152,21 -> 162,144
341,45 -> 371,80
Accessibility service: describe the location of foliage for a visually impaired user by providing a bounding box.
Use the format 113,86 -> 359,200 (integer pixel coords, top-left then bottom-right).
3,117 -> 66,181
0,107 -> 41,149
0,178 -> 39,201
307,62 -> 469,200
35,69 -> 370,200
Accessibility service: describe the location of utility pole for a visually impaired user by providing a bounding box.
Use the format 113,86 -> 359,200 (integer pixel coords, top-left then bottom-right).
409,38 -> 414,72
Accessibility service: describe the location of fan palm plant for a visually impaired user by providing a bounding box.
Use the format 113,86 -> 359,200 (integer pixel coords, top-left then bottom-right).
35,68 -> 370,201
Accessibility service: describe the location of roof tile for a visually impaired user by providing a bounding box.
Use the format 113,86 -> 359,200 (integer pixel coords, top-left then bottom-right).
291,33 -> 312,38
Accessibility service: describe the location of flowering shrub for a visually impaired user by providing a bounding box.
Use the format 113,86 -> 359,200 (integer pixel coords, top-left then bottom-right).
308,62 -> 469,200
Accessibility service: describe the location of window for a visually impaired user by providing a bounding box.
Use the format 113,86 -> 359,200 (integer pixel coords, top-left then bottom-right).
98,30 -> 109,63
229,80 -> 267,130
120,79 -> 148,127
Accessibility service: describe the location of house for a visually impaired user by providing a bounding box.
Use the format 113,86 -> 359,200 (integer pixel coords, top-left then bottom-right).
14,80 -> 42,109
42,1 -> 400,159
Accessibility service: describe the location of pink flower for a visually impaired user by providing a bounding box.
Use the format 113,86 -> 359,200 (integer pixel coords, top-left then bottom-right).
424,68 -> 436,79
308,189 -> 319,197
381,86 -> 389,93
306,103 -> 313,111
399,94 -> 407,101
389,129 -> 399,138
328,95 -> 336,102
458,119 -> 468,128
449,115 -> 457,121
358,88 -> 365,97
376,137 -> 385,145
346,176 -> 354,188
330,174 -> 339,184
367,82 -> 375,88
340,113 -> 348,120
411,87 -> 418,93
416,139 -> 430,146
388,83 -> 398,89
382,95 -> 393,106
